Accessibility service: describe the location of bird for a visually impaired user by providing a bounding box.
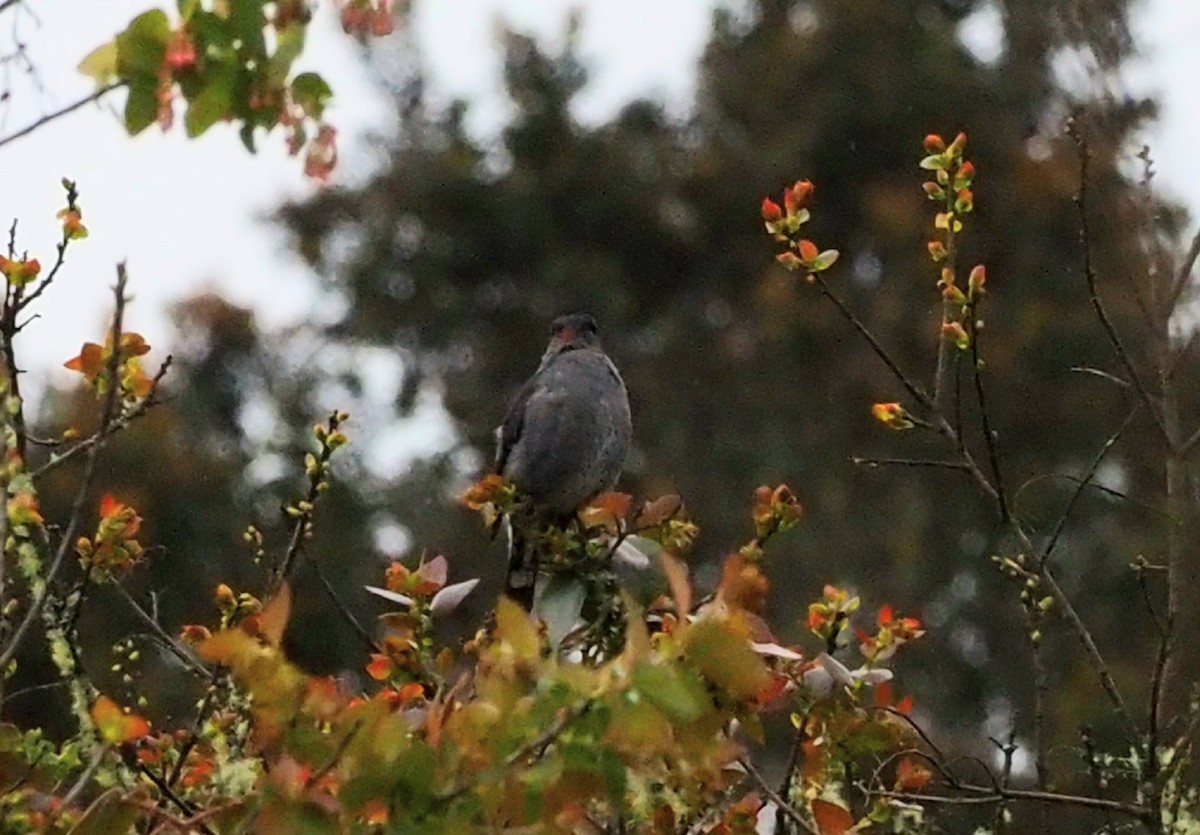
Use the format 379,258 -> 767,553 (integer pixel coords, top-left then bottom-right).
494,313 -> 632,611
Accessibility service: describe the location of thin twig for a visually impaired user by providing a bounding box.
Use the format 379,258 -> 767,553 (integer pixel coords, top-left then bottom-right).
851,456 -> 968,470
1037,404 -> 1139,568
868,784 -> 1147,818
31,356 -> 172,481
0,82 -> 122,149
111,581 -> 211,679
0,265 -> 130,669
58,742 -> 110,810
813,275 -> 933,411
1070,123 -> 1173,449
310,560 -> 381,654
738,756 -> 819,835
968,308 -> 1010,521
439,702 -> 592,802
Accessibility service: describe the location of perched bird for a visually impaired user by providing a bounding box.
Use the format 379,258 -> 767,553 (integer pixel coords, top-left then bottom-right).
495,313 -> 632,610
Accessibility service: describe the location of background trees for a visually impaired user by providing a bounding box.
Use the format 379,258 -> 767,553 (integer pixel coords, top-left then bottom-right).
4,1 -> 1199,833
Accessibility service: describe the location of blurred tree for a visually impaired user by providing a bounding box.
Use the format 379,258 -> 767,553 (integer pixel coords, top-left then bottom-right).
273,0 -> 1192,773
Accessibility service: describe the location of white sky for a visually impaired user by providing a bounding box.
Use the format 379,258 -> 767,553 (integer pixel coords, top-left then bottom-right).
2,0 -> 1198,397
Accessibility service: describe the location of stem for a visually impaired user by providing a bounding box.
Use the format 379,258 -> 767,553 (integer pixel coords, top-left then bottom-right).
0,82 -> 123,150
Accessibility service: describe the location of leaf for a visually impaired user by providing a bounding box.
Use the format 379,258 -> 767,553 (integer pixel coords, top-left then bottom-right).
579,491 -> 632,529
66,788 -> 138,835
895,756 -> 933,790
257,582 -> 292,648
918,153 -> 946,171
494,596 -> 540,659
659,551 -> 691,616
811,249 -> 840,272
291,72 -> 333,120
535,575 -> 587,647
751,641 -> 803,660
185,65 -> 238,138
364,585 -> 414,608
430,578 -> 480,615
633,661 -> 710,724
683,618 -> 772,701
811,798 -> 854,835
123,77 -> 158,135
413,554 -> 448,595
91,695 -> 150,744
115,9 -> 170,78
635,494 -> 682,528
270,23 -> 307,80
77,41 -> 119,86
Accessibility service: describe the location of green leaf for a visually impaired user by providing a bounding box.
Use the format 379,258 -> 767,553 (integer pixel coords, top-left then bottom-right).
918,153 -> 946,171
240,122 -> 258,153
811,249 -> 840,272
230,0 -> 267,58
291,72 -> 332,120
78,41 -> 119,86
177,0 -> 200,19
683,617 -> 772,701
124,77 -> 158,135
270,23 -> 307,81
116,9 -> 170,78
185,65 -> 238,137
633,660 -> 710,723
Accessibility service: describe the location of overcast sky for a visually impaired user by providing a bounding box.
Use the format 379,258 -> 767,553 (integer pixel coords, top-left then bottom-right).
2,0 -> 1198,397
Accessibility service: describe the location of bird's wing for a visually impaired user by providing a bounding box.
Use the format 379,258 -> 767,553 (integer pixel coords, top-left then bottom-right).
495,371 -> 541,474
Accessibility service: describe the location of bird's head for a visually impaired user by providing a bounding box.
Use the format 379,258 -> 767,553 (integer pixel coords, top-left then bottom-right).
546,312 -> 601,355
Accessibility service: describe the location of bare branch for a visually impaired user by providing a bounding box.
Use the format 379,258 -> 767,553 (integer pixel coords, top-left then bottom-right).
0,82 -> 122,150
1070,123 -> 1173,449
738,756 -> 819,835
0,264 -> 131,669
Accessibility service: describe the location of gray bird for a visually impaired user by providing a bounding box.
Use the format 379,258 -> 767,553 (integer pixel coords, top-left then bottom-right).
495,313 -> 632,610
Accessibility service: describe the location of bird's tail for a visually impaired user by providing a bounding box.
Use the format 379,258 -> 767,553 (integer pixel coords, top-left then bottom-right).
504,519 -> 538,612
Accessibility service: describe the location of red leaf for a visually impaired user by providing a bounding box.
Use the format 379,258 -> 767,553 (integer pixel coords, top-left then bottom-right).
811,798 -> 854,835
896,756 -> 933,791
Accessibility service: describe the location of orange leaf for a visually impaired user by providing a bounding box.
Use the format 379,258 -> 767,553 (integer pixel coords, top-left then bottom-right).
579,491 -> 632,530
896,756 -> 933,791
99,494 -> 123,519
64,342 -> 104,379
635,494 -> 682,528
460,473 -> 507,509
365,654 -> 393,681
256,582 -> 292,648
91,695 -> 150,744
659,551 -> 691,618
811,798 -> 854,835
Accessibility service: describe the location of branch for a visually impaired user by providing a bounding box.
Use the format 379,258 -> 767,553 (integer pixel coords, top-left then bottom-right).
813,274 -> 933,411
851,456 -> 968,471
0,265 -> 130,669
1070,123 -> 1173,449
0,82 -> 123,150
111,581 -> 211,679
31,356 -> 172,481
738,756 -> 819,835
868,784 -> 1148,819
58,742 -> 110,811
1037,403 -> 1139,568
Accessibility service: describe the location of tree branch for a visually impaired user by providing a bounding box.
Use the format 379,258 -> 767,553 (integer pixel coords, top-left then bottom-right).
0,82 -> 123,150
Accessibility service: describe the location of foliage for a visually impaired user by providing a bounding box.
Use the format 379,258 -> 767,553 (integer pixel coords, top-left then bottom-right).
71,0 -> 399,179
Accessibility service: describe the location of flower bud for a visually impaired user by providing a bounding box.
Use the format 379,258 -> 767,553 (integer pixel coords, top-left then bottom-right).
923,134 -> 946,153
761,197 -> 783,223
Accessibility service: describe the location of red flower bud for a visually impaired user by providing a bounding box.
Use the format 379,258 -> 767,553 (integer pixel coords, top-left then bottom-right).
761,197 -> 783,223
958,160 -> 976,180
923,134 -> 946,153
797,239 -> 819,263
